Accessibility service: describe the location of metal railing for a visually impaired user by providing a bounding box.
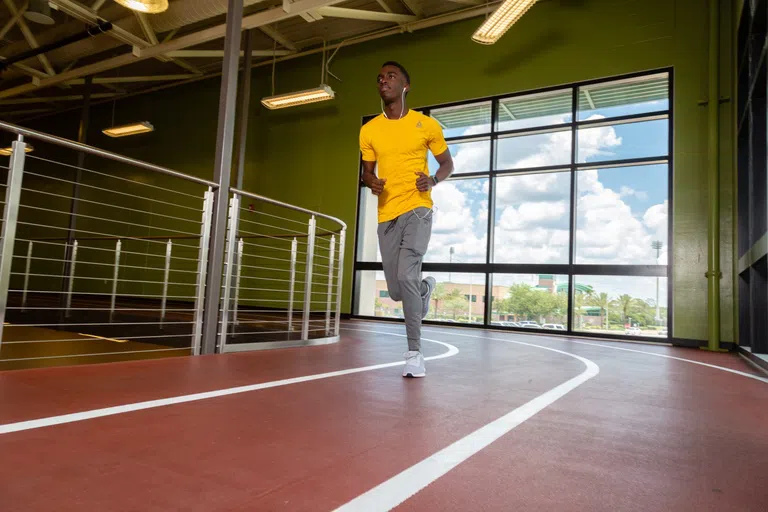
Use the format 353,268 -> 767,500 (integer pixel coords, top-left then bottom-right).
217,189 -> 345,352
0,120 -> 346,370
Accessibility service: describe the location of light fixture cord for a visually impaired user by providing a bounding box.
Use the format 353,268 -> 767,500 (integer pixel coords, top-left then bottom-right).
321,39 -> 326,84
271,38 -> 277,96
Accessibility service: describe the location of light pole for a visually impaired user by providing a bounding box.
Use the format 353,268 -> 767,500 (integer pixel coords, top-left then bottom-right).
449,246 -> 454,283
652,240 -> 663,325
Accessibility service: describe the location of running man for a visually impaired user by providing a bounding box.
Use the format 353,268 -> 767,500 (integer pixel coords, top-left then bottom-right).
359,61 -> 455,378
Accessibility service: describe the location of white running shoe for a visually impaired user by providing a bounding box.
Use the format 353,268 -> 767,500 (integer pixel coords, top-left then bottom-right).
421,276 -> 436,319
403,350 -> 426,378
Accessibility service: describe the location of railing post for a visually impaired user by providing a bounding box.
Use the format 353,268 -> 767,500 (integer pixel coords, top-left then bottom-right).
334,228 -> 346,336
326,235 -> 336,336
233,237 -> 243,325
22,240 -> 33,312
301,216 -> 316,340
160,239 -> 172,328
288,237 -> 297,332
200,0 -> 244,355
218,194 -> 240,352
65,240 -> 78,318
192,189 -> 214,356
0,136 -> 27,348
109,239 -> 121,321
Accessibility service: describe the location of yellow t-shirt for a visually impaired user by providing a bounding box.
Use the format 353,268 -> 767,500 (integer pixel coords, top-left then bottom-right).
359,110 -> 449,223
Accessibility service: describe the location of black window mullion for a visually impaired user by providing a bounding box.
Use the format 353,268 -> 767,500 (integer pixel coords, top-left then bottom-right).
567,86 -> 578,333
352,70 -> 673,336
484,98 -> 499,325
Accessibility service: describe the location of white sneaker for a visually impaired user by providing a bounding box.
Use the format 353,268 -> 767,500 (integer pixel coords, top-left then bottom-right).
403,351 -> 426,378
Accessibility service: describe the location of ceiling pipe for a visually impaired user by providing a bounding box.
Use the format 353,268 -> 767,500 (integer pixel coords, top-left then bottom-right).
0,20 -> 113,73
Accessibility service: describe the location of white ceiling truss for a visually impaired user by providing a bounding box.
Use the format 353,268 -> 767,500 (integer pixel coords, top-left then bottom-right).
0,0 -> 501,120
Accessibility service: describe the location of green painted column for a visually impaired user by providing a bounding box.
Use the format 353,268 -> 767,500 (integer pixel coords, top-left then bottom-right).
707,0 -> 721,351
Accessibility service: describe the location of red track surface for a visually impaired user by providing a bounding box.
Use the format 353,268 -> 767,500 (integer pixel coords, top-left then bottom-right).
1,321 -> 767,511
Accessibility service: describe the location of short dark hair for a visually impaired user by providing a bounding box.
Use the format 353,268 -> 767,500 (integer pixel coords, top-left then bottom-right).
382,61 -> 410,84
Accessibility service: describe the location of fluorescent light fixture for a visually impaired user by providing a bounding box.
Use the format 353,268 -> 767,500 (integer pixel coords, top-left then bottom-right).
261,84 -> 335,110
113,0 -> 168,13
102,121 -> 155,138
472,0 -> 539,45
0,144 -> 34,156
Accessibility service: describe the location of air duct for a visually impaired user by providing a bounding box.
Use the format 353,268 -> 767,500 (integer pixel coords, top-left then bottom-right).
0,20 -> 113,73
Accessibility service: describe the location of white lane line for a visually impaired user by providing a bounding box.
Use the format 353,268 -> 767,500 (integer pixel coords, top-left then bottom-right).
335,332 -> 600,512
418,326 -> 768,385
565,339 -> 768,384
0,334 -> 458,435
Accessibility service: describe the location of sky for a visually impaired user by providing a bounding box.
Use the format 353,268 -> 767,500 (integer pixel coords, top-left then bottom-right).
359,85 -> 670,306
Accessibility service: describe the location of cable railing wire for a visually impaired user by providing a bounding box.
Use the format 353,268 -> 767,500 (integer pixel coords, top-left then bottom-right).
26,154 -> 205,200
20,187 -> 201,225
23,170 -> 203,213
18,203 -> 202,237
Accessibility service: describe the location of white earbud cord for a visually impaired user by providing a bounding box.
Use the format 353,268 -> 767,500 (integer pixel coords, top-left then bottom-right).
382,88 -> 407,120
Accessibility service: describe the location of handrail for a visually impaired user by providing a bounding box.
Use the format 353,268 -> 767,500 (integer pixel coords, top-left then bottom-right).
231,187 -> 347,230
0,120 -> 217,188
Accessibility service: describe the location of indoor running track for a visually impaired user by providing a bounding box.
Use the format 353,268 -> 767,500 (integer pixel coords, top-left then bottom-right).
1,320 -> 767,511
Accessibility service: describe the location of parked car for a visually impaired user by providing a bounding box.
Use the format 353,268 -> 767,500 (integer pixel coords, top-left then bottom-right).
542,324 -> 566,330
658,329 -> 668,336
497,321 -> 520,327
625,326 -> 642,335
519,321 -> 541,329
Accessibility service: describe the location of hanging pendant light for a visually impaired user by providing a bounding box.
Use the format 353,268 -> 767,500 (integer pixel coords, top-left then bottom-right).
113,0 -> 169,14
24,0 -> 55,25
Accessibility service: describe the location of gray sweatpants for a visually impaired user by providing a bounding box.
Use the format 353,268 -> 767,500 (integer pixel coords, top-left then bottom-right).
377,207 -> 433,352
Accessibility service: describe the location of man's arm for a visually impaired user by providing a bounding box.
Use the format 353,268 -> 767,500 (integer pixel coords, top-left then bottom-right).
416,149 -> 454,192
361,160 -> 386,196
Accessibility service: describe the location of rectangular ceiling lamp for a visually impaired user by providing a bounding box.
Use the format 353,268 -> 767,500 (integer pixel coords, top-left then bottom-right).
261,85 -> 335,110
472,0 -> 539,45
102,121 -> 154,138
0,144 -> 34,156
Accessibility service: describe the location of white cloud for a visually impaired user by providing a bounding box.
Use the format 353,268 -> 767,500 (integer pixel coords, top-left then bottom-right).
422,118 -> 669,300
620,186 -> 649,201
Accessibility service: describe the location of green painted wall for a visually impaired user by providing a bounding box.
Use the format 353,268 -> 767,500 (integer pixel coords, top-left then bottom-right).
17,0 -> 734,343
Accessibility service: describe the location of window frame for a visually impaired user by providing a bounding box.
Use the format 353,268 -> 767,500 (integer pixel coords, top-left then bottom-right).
350,68 -> 674,342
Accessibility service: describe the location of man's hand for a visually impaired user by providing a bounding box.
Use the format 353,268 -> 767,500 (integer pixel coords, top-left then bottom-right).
415,172 -> 433,192
370,177 -> 387,196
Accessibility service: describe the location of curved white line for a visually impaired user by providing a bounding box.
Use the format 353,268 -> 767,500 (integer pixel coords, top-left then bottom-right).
566,339 -> 768,384
342,327 -> 460,361
335,330 -> 600,512
419,326 -> 768,385
0,334 -> 459,435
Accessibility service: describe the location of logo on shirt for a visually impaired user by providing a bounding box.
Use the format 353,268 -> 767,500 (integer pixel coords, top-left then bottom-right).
416,121 -> 422,128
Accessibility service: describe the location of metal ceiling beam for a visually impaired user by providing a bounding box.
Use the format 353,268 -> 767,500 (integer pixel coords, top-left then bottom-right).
447,0 -> 484,5
375,0 -> 393,13
259,25 -> 297,51
0,0 -> 346,99
314,7 -> 417,23
0,92 -> 118,105
166,50 -> 294,58
134,11 -> 203,74
65,74 -> 199,84
49,0 -> 161,58
300,11 -> 323,22
91,0 -> 107,10
2,0 -> 56,75
8,1 -> 502,109
0,2 -> 27,40
399,0 -> 423,17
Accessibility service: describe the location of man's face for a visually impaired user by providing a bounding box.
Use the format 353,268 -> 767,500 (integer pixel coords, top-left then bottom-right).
377,65 -> 408,102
